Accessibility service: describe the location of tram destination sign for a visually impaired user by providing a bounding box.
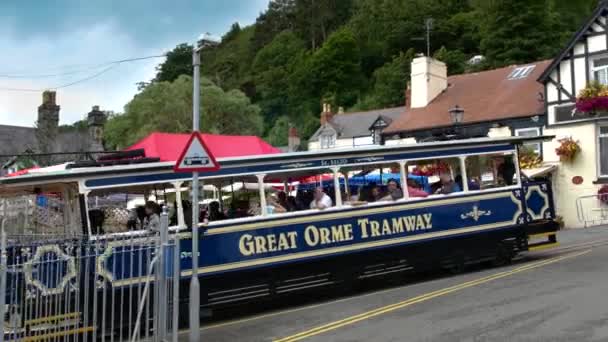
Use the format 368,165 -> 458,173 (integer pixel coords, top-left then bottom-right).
174,132 -> 220,172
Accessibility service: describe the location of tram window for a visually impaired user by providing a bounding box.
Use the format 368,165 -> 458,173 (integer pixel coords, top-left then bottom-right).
408,158 -> 463,195
344,163 -> 409,203
88,183 -> 177,235
465,153 -> 517,190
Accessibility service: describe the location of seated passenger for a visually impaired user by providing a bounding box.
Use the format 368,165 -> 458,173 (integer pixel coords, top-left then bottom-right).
266,195 -> 287,214
208,201 -> 227,221
498,159 -> 516,186
380,179 -> 404,201
435,172 -> 461,195
287,196 -> 298,212
144,201 -> 161,232
310,187 -> 333,209
369,185 -> 383,202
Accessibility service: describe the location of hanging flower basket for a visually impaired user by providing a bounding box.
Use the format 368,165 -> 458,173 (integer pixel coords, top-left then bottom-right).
555,137 -> 580,162
599,185 -> 608,205
518,147 -> 542,169
576,81 -> 608,113
411,161 -> 449,176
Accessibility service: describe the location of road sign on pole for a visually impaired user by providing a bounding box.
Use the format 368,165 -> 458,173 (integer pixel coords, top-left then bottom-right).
174,132 -> 219,173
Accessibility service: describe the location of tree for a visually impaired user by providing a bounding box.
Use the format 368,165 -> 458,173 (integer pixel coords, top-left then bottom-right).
104,75 -> 263,149
433,46 -> 467,75
265,115 -> 291,147
222,23 -> 242,42
363,49 -> 416,109
478,0 -> 562,67
252,31 -> 306,127
153,43 -> 193,83
307,27 -> 364,108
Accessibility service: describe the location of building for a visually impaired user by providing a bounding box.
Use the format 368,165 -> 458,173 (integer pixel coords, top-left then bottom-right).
536,1 -> 608,228
0,91 -> 108,175
383,57 -> 550,156
308,104 -> 403,150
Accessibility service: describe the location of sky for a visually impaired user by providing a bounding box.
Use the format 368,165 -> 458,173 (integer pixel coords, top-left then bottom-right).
0,0 -> 269,127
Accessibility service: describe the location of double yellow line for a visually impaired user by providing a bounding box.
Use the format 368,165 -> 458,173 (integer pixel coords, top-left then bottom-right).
274,249 -> 591,342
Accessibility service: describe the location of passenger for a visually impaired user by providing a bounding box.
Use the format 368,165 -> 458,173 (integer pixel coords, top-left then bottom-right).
435,172 -> 461,195
266,195 -> 287,214
386,179 -> 404,200
498,159 -> 516,186
310,187 -> 333,209
208,201 -> 227,221
369,185 -> 382,202
144,201 -> 161,232
277,191 -> 291,211
286,196 -> 298,212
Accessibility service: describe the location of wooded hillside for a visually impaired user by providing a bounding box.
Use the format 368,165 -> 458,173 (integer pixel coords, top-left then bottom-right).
105,0 -> 598,149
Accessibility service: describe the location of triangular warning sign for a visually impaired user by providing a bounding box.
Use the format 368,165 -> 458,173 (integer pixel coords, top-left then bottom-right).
174,132 -> 220,172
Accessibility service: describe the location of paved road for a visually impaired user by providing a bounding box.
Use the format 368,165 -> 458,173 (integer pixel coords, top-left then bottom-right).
187,227 -> 608,342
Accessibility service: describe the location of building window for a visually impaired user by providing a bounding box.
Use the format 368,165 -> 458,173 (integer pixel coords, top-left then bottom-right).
515,127 -> 541,155
372,129 -> 382,145
320,134 -> 336,149
592,57 -> 608,85
599,125 -> 608,177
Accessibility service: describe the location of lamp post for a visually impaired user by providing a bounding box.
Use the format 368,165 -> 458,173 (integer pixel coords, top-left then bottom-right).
190,33 -> 219,342
449,105 -> 464,124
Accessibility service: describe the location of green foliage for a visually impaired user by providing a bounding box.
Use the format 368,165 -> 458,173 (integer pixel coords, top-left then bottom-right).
154,43 -> 193,83
361,49 -> 416,109
104,75 -> 263,149
307,27 -> 364,108
129,0 -> 599,146
266,115 -> 291,147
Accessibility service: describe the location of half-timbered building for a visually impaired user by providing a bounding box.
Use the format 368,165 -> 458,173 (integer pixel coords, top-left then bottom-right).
538,1 -> 608,228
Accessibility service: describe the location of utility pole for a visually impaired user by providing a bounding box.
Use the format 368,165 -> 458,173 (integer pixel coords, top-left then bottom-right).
189,33 -> 219,342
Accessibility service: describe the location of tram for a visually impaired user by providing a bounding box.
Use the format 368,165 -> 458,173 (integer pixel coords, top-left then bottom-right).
0,135 -> 559,339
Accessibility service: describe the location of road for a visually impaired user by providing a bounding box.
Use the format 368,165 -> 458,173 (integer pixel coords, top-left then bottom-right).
187,227 -> 608,342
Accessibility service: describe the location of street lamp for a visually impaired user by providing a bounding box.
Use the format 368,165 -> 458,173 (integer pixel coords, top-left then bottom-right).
449,105 -> 464,124
189,32 -> 219,342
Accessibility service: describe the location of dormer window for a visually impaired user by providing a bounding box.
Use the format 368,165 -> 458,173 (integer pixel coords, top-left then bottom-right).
320,134 -> 336,149
592,57 -> 608,85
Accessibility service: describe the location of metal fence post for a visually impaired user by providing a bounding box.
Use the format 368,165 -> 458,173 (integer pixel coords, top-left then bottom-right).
0,220 -> 7,338
172,227 -> 180,342
157,206 -> 169,341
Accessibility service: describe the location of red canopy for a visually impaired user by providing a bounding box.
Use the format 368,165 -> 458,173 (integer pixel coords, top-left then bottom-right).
4,166 -> 39,177
126,132 -> 281,162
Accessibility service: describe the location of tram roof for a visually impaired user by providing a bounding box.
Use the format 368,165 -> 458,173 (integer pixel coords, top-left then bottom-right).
0,135 -> 553,190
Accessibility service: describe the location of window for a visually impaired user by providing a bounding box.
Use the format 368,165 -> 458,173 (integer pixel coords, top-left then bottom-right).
507,65 -> 536,80
408,158 -> 463,195
320,134 -> 336,149
599,125 -> 608,177
372,129 -> 382,145
515,127 -> 541,155
592,58 -> 608,85
465,153 -> 518,190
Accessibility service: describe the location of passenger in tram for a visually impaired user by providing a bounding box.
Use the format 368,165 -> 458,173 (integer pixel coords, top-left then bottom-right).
266,195 -> 287,214
144,201 -> 161,232
286,196 -> 298,212
435,172 -> 461,195
498,158 -> 516,186
310,187 -> 333,209
385,179 -> 404,200
208,201 -> 227,221
277,191 -> 295,212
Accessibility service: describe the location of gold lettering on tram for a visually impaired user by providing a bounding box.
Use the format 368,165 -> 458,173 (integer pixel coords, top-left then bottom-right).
238,214 -> 433,256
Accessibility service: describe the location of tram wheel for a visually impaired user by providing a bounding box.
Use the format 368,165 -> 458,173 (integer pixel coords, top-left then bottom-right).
492,244 -> 513,267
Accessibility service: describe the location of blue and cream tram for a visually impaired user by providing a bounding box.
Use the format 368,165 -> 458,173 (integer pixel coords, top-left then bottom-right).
0,135 -> 559,338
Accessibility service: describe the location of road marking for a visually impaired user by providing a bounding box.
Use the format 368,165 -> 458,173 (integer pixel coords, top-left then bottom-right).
274,249 -> 591,342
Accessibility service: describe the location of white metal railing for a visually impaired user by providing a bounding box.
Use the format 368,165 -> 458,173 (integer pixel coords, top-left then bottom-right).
0,208 -> 180,342
576,194 -> 608,228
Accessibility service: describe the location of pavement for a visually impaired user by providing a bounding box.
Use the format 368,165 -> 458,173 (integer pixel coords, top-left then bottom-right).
182,225 -> 608,342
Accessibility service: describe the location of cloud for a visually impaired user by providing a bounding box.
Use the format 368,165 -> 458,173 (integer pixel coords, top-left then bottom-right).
0,19 -> 159,126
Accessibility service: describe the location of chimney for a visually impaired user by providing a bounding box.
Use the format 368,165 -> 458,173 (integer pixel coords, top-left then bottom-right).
319,102 -> 334,125
288,126 -> 300,152
410,57 -> 447,108
87,105 -> 107,152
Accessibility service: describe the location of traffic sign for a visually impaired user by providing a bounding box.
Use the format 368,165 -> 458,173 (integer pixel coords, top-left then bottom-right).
174,132 -> 219,172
